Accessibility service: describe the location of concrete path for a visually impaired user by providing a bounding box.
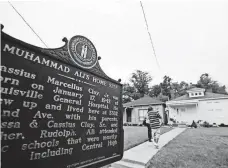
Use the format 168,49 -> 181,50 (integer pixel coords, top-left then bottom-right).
111,128 -> 186,168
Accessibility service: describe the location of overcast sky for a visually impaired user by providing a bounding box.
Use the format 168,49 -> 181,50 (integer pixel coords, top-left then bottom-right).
1,0 -> 228,88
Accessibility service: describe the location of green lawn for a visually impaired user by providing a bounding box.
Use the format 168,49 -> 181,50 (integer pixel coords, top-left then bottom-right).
149,128 -> 228,168
124,126 -> 172,151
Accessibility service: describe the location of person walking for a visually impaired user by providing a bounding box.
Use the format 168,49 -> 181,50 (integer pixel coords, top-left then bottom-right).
143,114 -> 152,142
147,106 -> 162,148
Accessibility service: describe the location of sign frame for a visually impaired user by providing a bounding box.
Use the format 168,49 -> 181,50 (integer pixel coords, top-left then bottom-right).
1,25 -> 124,168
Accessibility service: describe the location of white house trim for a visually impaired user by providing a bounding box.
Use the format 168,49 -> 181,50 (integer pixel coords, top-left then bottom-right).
124,103 -> 164,108
166,90 -> 228,125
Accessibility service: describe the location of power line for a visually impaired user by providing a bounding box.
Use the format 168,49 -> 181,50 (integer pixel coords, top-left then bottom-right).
140,1 -> 161,70
8,1 -> 48,48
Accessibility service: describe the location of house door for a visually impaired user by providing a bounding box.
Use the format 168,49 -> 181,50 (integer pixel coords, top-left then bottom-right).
126,108 -> 132,122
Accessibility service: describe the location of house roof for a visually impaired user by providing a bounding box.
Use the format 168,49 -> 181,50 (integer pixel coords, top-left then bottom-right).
170,92 -> 228,101
186,88 -> 205,92
123,95 -> 164,107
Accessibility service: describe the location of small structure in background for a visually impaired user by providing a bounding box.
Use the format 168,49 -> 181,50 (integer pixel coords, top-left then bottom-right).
123,95 -> 166,126
166,88 -> 228,126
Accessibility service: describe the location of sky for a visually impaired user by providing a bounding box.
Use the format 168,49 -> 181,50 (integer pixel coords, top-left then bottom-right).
1,0 -> 228,88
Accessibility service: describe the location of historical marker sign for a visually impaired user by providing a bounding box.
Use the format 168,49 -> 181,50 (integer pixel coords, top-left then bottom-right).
1,29 -> 123,168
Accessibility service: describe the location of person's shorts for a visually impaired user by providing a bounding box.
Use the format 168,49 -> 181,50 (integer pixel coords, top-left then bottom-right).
151,128 -> 161,135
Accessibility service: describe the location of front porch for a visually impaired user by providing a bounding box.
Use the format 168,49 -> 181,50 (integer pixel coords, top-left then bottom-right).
166,100 -> 199,124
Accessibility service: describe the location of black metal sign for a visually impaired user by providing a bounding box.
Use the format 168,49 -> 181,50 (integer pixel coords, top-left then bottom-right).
1,27 -> 123,168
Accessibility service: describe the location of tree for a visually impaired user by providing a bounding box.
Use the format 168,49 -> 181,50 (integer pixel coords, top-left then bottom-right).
149,75 -> 191,100
122,83 -> 141,103
170,81 -> 190,99
178,81 -> 190,96
160,75 -> 172,99
122,70 -> 152,103
196,73 -> 227,94
130,70 -> 152,97
179,81 -> 189,90
196,73 -> 213,89
170,82 -> 180,98
157,94 -> 169,102
149,85 -> 161,97
211,82 -> 227,94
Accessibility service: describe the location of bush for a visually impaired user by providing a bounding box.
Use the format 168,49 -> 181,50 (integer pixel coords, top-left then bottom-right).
219,123 -> 225,127
170,118 -> 176,123
219,123 -> 228,127
191,120 -> 197,128
202,121 -> 212,128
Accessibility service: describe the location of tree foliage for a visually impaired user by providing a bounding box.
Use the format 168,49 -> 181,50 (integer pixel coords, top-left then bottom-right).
122,71 -> 227,104
149,85 -> 161,97
160,75 -> 172,99
196,73 -> 213,89
196,73 -> 227,94
170,81 -> 190,99
149,76 -> 190,100
130,70 -> 152,96
122,83 -> 141,103
122,70 -> 152,103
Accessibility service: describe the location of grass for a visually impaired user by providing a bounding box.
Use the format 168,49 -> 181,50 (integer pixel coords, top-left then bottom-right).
124,126 -> 172,151
149,128 -> 228,168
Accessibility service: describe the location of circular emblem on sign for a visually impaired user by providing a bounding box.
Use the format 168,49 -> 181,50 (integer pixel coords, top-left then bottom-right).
68,35 -> 98,69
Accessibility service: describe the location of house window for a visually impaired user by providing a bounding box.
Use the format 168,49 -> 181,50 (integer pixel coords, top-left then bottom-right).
199,92 -> 202,95
191,93 -> 194,96
195,93 -> 198,96
138,109 -> 148,121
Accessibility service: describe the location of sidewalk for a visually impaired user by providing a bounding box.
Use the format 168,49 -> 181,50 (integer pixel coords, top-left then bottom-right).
111,128 -> 186,168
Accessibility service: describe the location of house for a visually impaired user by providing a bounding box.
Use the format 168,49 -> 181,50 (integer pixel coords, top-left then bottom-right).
166,88 -> 228,125
123,95 -> 166,125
